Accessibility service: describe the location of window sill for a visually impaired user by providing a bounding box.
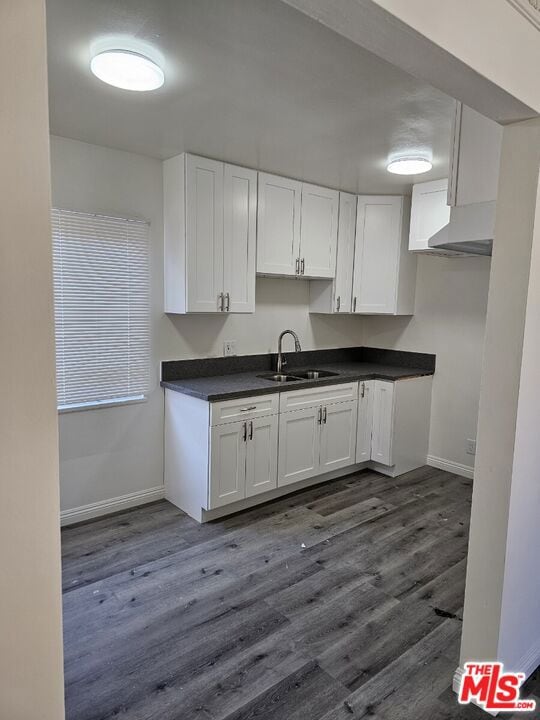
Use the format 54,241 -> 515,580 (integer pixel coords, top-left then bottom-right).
58,395 -> 147,414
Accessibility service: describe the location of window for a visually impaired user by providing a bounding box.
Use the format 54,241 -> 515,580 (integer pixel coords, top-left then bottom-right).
52,208 -> 150,410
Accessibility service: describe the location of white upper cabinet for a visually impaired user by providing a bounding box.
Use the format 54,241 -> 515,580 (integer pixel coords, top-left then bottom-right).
409,179 -> 451,253
352,196 -> 416,315
257,173 -> 338,279
223,163 -> 257,313
449,102 -> 502,208
185,155 -> 224,313
300,183 -> 339,278
257,172 -> 301,276
309,191 -> 356,313
164,153 -> 256,314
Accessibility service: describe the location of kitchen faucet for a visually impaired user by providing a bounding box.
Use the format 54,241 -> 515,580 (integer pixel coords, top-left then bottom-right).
276,330 -> 302,373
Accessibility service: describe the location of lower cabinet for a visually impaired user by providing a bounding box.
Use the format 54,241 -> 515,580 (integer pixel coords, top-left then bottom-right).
210,414 -> 278,509
356,380 -> 374,462
370,381 -> 395,466
164,377 -> 432,523
278,398 -> 358,487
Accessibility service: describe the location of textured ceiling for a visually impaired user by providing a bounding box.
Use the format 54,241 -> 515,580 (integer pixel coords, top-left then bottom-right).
46,0 -> 455,193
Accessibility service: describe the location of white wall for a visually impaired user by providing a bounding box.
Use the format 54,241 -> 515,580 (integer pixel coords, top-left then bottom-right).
363,254 -> 491,472
0,2 -> 65,717
50,136 -> 365,515
498,166 -> 540,673
460,118 -> 540,673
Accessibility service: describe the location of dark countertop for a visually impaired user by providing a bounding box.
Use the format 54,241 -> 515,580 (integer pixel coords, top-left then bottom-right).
161,361 -> 434,402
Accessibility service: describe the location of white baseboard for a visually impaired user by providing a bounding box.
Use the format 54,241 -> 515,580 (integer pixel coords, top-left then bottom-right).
60,485 -> 165,526
428,455 -> 474,480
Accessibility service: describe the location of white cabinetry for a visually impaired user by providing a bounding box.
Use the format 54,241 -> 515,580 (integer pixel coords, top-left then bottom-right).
445,102 -> 502,252
356,380 -> 374,462
209,414 -> 278,508
164,153 -> 256,314
409,179 -> 451,253
257,172 -> 338,279
277,406 -> 321,486
309,191 -> 356,313
256,172 -> 301,277
371,381 -> 395,466
164,375 -> 432,522
311,194 -> 416,315
278,384 -> 358,487
352,196 -> 416,315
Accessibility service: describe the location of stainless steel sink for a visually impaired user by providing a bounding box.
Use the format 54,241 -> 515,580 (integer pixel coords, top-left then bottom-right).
292,369 -> 339,380
257,373 -> 301,383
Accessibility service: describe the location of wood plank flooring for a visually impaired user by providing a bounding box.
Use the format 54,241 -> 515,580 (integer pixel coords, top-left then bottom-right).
62,467 -> 539,720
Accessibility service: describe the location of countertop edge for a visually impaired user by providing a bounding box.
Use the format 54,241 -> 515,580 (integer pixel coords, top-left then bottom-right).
160,369 -> 434,402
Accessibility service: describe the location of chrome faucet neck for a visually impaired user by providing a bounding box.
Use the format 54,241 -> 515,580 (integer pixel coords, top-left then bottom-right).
276,330 -> 302,373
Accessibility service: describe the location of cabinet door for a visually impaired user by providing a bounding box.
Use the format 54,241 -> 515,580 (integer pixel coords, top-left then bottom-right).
319,400 -> 358,473
278,407 -> 320,487
409,179 -> 450,252
223,164 -> 257,313
300,183 -> 339,278
257,172 -> 301,276
356,380 -> 374,463
333,192 -> 356,312
371,381 -> 395,466
209,420 -> 246,508
185,155 -> 224,312
245,415 -> 278,498
352,196 -> 402,314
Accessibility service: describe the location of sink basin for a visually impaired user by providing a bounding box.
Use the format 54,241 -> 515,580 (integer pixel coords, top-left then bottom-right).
258,373 -> 301,383
292,369 -> 339,380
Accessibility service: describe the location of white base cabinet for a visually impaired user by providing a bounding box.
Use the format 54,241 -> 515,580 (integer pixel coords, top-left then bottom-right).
164,376 -> 432,523
278,391 -> 358,487
357,377 -> 433,477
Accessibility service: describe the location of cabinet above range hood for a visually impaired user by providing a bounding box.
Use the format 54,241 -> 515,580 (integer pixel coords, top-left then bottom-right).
428,102 -> 502,257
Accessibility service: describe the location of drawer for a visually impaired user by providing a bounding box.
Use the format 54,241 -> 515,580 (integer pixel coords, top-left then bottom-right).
279,382 -> 358,412
211,393 -> 279,426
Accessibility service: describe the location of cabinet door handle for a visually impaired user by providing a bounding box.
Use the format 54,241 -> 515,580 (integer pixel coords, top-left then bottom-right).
317,407 -> 322,425
322,406 -> 327,424
301,258 -> 305,275
225,292 -> 230,312
240,406 -> 257,412
243,422 -> 247,442
336,295 -> 341,312
219,293 -> 224,311
353,296 -> 357,312
295,258 -> 300,274
249,420 -> 253,440
361,382 -> 365,398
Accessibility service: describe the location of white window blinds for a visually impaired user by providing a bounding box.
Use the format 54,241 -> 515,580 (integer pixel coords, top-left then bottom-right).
52,208 -> 150,409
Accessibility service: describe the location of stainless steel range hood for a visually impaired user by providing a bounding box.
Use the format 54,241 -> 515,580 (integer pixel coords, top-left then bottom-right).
428,200 -> 494,256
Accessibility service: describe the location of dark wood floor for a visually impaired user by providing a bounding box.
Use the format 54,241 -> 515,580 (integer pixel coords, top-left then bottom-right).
62,467 -> 539,720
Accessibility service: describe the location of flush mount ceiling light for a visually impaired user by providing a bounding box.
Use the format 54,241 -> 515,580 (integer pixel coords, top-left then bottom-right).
387,157 -> 432,175
90,50 -> 164,91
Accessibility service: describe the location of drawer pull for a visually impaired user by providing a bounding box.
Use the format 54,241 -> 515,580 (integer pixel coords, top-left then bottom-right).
240,405 -> 257,412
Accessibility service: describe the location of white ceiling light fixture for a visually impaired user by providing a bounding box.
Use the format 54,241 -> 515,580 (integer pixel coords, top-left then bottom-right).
90,50 -> 164,91
387,156 -> 432,175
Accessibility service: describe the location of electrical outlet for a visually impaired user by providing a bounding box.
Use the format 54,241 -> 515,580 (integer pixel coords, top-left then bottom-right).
223,340 -> 237,357
466,439 -> 476,455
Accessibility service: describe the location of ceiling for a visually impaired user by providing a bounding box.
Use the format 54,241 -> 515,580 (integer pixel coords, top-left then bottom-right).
46,0 -> 455,194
